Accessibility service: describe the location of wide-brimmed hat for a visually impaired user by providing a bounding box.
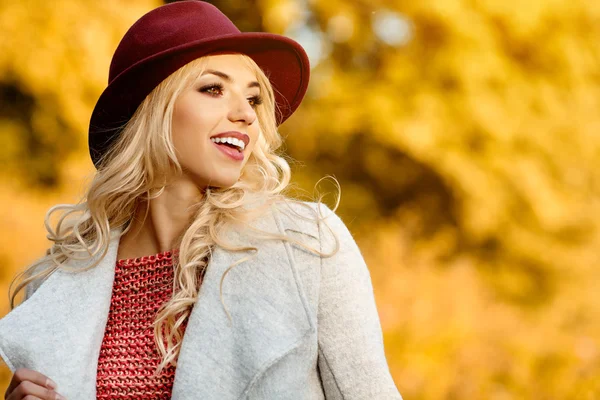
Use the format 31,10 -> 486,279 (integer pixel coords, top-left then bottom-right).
88,0 -> 310,168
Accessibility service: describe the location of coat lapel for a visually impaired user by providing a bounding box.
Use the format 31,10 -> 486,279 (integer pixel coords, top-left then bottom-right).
0,205 -> 315,400
170,207 -> 316,399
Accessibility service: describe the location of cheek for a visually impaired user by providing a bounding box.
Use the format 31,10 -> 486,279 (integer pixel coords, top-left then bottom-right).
172,92 -> 222,132
173,103 -> 206,133
172,105 -> 215,152
172,119 -> 200,153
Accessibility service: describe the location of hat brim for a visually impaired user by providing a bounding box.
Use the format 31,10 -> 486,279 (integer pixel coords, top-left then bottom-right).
88,32 -> 309,167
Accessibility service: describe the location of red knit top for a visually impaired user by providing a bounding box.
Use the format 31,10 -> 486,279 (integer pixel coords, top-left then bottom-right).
96,248 -> 190,399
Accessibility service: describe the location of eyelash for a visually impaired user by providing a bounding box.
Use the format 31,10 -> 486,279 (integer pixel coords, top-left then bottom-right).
199,83 -> 264,108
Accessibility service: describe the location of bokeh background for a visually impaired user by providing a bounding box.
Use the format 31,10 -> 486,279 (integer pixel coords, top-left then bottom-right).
1,0 -> 599,398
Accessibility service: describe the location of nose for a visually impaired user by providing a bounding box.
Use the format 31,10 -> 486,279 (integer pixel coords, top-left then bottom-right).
228,94 -> 257,126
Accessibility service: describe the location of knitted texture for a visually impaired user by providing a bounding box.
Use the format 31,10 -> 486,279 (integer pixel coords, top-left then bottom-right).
96,248 -> 190,399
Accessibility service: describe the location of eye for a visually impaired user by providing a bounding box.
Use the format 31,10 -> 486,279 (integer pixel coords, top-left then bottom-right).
199,83 -> 263,109
248,95 -> 264,109
199,83 -> 224,96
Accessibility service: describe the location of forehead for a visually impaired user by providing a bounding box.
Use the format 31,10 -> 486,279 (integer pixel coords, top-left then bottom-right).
201,54 -> 257,80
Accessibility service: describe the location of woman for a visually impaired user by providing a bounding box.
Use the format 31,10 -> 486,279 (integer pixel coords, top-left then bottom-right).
0,1 -> 402,399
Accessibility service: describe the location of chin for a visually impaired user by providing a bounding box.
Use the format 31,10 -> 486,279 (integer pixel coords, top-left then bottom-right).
197,175 -> 240,190
177,166 -> 237,189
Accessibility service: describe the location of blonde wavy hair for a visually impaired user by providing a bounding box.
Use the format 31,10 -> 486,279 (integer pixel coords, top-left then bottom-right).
8,53 -> 341,377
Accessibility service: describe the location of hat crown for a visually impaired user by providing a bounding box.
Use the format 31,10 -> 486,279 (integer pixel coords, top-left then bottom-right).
109,1 -> 240,84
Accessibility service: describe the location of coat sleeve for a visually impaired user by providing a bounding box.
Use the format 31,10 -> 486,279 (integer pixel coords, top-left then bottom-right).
315,203 -> 403,400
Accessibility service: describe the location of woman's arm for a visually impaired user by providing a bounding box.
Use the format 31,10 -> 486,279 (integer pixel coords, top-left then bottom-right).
316,204 -> 402,399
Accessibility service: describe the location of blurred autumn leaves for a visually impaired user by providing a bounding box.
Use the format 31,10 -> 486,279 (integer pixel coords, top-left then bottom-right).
1,0 -> 599,398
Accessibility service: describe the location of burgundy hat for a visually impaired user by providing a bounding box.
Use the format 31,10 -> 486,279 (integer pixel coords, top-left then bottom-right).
88,0 -> 310,168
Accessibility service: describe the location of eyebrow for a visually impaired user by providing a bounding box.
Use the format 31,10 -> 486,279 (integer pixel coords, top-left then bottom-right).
202,69 -> 260,89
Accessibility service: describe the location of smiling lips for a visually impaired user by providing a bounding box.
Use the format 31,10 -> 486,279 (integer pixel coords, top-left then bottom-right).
210,131 -> 250,147
209,131 -> 249,162
211,139 -> 245,161
210,136 -> 245,152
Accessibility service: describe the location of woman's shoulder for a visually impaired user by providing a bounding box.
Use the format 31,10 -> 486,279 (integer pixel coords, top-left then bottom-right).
271,199 -> 348,243
20,257 -> 57,302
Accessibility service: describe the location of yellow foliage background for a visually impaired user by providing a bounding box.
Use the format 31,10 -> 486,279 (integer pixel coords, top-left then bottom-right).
0,0 -> 598,398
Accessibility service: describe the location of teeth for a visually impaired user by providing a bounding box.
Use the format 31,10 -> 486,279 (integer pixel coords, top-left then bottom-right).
210,136 -> 245,151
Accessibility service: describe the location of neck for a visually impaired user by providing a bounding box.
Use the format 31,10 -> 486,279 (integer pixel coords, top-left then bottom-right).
117,178 -> 204,260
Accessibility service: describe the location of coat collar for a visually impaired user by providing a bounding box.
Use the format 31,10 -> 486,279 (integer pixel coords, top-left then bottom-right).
0,204 -> 316,399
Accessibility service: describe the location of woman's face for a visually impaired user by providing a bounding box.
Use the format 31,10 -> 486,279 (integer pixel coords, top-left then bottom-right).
171,54 -> 262,189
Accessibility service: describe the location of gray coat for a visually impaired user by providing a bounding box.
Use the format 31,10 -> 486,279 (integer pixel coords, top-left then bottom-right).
0,201 -> 402,399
